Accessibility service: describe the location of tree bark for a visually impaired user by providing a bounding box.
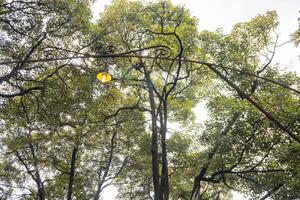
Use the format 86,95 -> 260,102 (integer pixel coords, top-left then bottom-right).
67,144 -> 79,200
191,113 -> 239,200
145,67 -> 161,200
160,100 -> 169,200
28,142 -> 45,200
36,171 -> 45,200
94,132 -> 117,200
191,167 -> 208,200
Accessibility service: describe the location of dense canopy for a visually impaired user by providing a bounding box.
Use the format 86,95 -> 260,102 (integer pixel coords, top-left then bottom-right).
0,0 -> 299,200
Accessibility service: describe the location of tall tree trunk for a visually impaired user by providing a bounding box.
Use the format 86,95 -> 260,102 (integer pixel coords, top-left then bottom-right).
28,142 -> 45,200
35,171 -> 45,200
149,86 -> 161,200
67,144 -> 79,200
191,168 -> 207,200
144,68 -> 161,200
191,113 -> 239,200
160,100 -> 169,200
94,132 -> 117,200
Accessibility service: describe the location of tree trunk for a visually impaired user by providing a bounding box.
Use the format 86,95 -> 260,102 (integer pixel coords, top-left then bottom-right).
67,144 -> 78,200
191,178 -> 200,200
160,100 -> 169,200
36,171 -> 45,200
191,168 -> 207,200
94,132 -> 117,200
28,142 -> 45,200
144,68 -> 161,200
191,114 -> 239,200
149,88 -> 161,200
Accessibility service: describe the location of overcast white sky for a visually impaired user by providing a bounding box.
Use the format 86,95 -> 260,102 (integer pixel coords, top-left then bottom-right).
92,0 -> 300,199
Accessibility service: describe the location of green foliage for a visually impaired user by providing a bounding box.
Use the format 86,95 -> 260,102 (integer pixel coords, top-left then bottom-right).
0,1 -> 299,200
0,0 -> 92,98
0,65 -> 146,199
291,11 -> 300,46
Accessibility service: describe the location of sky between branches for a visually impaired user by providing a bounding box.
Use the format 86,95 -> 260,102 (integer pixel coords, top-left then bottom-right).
91,0 -> 300,199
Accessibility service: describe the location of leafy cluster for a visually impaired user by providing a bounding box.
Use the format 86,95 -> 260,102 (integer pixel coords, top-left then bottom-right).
0,0 -> 299,200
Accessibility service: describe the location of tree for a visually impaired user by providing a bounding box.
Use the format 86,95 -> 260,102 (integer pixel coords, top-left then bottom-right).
0,66 -> 146,199
0,0 -> 91,98
96,1 -> 207,199
0,0 -> 299,200
96,1 -> 299,199
189,11 -> 300,199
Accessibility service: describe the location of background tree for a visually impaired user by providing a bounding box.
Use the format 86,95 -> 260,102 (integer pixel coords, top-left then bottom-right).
0,0 -> 92,98
0,66 -> 146,199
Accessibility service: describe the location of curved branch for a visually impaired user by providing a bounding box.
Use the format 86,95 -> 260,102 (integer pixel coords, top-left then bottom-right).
0,52 -> 299,143
203,63 -> 300,143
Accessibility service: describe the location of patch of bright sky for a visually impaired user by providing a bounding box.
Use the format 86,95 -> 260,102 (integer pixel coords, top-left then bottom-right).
92,0 -> 300,73
92,1 -> 300,199
171,0 -> 300,74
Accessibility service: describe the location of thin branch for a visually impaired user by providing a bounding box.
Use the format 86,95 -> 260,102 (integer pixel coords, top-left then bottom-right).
259,183 -> 283,200
0,51 -> 299,143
